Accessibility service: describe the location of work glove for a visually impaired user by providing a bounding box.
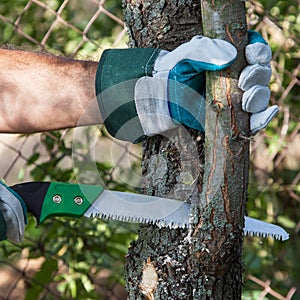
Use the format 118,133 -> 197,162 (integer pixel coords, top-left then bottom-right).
0,182 -> 27,243
238,30 -> 278,134
95,31 -> 277,142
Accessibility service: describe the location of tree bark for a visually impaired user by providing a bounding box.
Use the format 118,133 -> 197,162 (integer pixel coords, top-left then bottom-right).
189,1 -> 249,298
122,0 -> 249,299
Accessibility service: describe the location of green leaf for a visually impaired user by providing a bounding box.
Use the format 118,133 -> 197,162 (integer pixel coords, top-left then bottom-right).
27,153 -> 40,165
30,165 -> 46,181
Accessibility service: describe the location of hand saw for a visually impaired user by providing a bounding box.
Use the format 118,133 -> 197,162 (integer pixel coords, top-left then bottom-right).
10,182 -> 289,241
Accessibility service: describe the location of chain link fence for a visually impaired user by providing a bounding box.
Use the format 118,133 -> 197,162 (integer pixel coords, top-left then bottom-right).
0,0 -> 299,299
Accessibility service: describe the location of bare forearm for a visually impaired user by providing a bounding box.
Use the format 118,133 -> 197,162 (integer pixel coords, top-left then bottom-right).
0,49 -> 101,133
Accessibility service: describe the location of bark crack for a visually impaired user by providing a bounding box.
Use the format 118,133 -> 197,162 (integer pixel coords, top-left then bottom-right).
205,108 -> 220,205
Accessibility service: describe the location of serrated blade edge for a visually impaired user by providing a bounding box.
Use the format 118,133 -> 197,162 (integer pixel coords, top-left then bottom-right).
84,190 -> 190,229
84,191 -> 289,240
244,216 -> 289,241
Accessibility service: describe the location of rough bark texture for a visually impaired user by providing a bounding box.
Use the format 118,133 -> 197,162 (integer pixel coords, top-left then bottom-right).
123,0 -> 203,51
123,0 -> 249,299
189,1 -> 249,298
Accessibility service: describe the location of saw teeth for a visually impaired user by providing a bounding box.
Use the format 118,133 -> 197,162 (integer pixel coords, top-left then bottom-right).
171,222 -> 178,229
88,214 -> 286,239
88,212 -> 185,229
169,222 -> 176,229
244,231 -> 282,240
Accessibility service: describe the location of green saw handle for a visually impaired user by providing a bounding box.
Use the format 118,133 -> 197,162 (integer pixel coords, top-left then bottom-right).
10,182 -> 104,223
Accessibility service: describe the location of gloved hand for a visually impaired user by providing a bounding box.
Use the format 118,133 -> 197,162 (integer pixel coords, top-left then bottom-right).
238,30 -> 278,134
0,182 -> 27,243
95,31 -> 276,142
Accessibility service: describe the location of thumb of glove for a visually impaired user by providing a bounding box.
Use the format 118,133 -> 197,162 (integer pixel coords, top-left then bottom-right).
155,36 -> 237,73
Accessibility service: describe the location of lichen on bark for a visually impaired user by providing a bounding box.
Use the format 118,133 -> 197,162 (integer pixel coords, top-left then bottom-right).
125,128 -> 205,299
122,0 -> 202,50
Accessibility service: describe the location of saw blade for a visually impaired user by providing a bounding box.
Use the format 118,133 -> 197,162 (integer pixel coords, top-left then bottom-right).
244,216 -> 289,241
84,190 -> 289,240
84,190 -> 190,228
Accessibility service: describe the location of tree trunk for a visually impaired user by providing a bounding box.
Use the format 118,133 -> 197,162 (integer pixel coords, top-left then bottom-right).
122,1 -> 249,299
189,1 -> 249,298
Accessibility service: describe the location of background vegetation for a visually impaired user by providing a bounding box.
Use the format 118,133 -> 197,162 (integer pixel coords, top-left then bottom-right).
0,0 -> 299,299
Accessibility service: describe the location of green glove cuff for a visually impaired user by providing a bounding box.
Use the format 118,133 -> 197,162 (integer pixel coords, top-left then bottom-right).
95,48 -> 160,143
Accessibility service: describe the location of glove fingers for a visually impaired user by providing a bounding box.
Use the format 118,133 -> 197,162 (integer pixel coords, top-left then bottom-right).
242,85 -> 270,113
246,31 -> 271,65
250,105 -> 279,134
245,43 -> 272,65
240,32 -> 277,135
239,64 -> 272,91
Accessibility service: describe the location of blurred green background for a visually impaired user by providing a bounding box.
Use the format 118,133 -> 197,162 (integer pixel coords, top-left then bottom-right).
0,0 -> 299,299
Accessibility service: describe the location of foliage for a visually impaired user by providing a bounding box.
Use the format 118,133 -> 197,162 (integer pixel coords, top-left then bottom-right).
0,0 -> 299,299
244,0 -> 300,297
0,128 -> 139,299
0,1 -> 136,299
0,0 -> 125,55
